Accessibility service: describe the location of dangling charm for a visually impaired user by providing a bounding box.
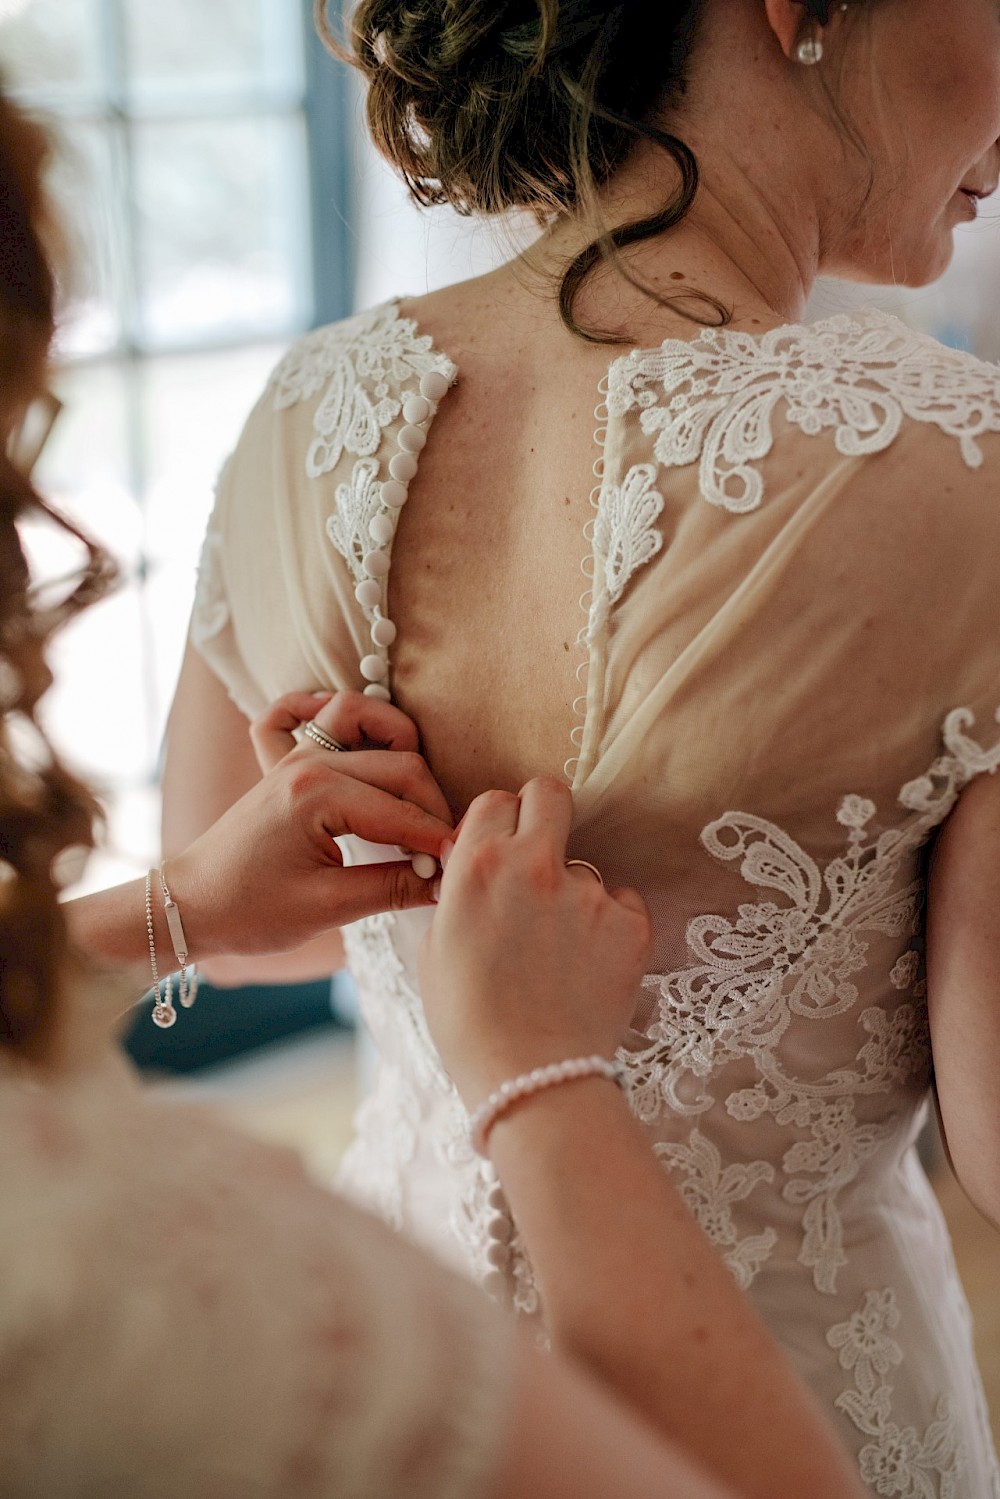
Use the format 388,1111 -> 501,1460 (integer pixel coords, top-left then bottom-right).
796,29 -> 823,64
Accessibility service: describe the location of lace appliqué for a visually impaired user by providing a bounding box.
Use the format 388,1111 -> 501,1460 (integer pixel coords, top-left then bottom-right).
606,310 -> 1000,512
336,914 -> 451,1234
628,707 -> 1000,1292
340,912 -> 539,1308
591,462 -> 664,615
326,457 -> 384,585
654,1129 -> 777,1289
269,301 -> 456,480
828,1289 -> 966,1496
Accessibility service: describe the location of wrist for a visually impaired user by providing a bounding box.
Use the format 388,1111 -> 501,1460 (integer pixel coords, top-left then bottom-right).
158,849 -> 217,962
468,1054 -> 627,1158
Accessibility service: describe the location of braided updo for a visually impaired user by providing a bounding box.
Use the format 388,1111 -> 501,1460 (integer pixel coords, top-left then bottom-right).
321,0 -> 715,340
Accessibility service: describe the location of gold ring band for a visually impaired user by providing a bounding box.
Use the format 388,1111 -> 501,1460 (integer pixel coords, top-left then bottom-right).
564,858 -> 604,887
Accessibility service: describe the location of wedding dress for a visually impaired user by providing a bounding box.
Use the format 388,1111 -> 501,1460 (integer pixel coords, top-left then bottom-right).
193,300 -> 1000,1497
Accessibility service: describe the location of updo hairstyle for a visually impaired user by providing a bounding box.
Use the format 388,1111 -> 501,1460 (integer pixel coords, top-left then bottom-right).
0,88 -> 113,1063
321,0 -> 861,340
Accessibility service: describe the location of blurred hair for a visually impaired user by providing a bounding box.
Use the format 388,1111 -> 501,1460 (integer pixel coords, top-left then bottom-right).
0,84 -> 114,1064
320,0 -> 869,342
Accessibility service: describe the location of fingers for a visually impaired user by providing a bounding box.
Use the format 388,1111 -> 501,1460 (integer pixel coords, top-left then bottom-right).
311,690 -> 421,753
251,689 -> 424,774
251,691 -> 333,772
516,776 -> 575,852
453,789 -> 521,846
308,748 -> 453,829
609,885 -> 648,918
608,885 -> 655,957
328,773 -> 453,856
326,859 -> 439,925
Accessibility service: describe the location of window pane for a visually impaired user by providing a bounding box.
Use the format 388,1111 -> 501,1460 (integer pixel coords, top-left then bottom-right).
48,120 -> 125,357
140,344 -> 287,729
134,116 -> 311,347
122,0 -> 303,101
35,360 -> 139,566
0,0 -> 102,97
43,576 -> 158,786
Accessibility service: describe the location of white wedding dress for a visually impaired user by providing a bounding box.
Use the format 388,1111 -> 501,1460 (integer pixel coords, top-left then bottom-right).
193,300 -> 1000,1497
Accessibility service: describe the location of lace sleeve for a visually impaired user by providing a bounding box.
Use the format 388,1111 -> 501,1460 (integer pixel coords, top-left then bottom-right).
0,1069 -> 518,1499
188,455 -> 268,718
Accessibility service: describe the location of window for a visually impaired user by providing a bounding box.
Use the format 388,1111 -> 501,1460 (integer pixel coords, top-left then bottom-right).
2,0 -> 353,890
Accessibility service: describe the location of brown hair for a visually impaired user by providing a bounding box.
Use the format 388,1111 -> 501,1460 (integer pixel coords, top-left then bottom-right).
0,88 -> 113,1064
322,0 -> 877,341
321,0 -> 717,342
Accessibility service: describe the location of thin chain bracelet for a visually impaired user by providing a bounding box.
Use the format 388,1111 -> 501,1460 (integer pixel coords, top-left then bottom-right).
146,869 -> 176,1029
158,863 -> 199,1011
469,1055 -> 627,1158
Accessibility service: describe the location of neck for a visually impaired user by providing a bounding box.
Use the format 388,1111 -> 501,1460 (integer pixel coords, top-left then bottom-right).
518,2 -> 836,346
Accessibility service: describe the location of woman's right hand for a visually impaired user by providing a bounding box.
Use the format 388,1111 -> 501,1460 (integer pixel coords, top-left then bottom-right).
165,692 -> 454,964
419,777 -> 652,1110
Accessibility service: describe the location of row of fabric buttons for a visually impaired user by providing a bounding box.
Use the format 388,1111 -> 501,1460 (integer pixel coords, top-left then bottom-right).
481,1181 -> 517,1309
353,369 -> 452,703
352,368 -> 452,882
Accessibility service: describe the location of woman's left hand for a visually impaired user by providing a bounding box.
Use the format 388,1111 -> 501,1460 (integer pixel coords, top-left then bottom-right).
419,777 -> 652,1110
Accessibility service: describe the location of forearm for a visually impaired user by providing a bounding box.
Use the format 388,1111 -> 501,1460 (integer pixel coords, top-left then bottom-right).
489,1080 -> 866,1499
63,879 -> 170,1004
66,883 -> 345,992
198,930 -> 346,988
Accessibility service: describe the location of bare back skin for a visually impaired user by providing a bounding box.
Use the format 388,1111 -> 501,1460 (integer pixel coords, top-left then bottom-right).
388,272 -> 614,809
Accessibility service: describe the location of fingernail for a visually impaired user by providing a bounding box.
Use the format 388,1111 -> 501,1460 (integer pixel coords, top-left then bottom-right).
312,690 -> 333,699
440,839 -> 455,869
429,876 -> 441,903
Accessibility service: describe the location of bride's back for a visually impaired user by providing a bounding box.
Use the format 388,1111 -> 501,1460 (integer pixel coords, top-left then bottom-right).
386,274 -> 621,809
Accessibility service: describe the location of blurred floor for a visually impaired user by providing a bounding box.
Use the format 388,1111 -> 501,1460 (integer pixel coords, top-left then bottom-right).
160,1032 -> 999,1444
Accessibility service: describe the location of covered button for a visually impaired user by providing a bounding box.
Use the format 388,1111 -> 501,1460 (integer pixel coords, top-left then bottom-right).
360,654 -> 388,682
371,616 -> 397,647
368,513 -> 394,546
389,452 -> 418,482
381,479 -> 408,509
419,371 -> 450,401
403,394 -> 431,425
362,549 -> 390,578
355,578 -> 381,609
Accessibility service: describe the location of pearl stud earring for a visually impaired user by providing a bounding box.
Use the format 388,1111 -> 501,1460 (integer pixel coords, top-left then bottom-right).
796,31 -> 823,65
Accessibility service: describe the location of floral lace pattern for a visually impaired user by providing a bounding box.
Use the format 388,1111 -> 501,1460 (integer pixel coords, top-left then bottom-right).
269,301 -> 456,480
627,708 -> 1000,1293
606,310 -> 1000,512
654,1128 -> 777,1289
828,1289 -> 965,1496
591,461 -> 664,611
326,456 -> 384,584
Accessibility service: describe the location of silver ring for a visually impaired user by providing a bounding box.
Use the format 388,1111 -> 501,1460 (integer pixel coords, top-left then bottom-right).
303,721 -> 349,753
564,858 -> 604,888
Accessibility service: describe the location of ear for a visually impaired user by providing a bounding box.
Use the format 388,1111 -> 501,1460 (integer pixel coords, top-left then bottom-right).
762,0 -> 809,61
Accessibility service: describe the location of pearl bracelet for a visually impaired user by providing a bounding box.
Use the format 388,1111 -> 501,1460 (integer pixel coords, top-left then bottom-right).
469,1055 -> 627,1158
